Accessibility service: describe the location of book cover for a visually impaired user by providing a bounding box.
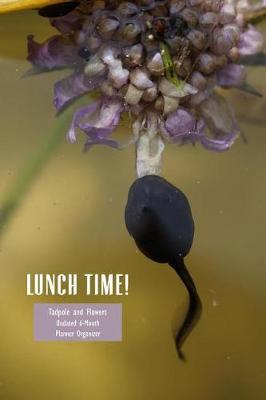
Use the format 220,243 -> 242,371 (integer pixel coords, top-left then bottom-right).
0,2 -> 266,399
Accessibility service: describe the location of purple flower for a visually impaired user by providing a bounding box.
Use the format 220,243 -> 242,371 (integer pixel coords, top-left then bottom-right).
26,0 -> 264,173
238,25 -> 264,56
163,108 -> 198,144
67,96 -> 124,149
217,64 -> 247,87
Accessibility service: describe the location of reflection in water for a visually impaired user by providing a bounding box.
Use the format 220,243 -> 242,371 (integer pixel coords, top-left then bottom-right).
0,10 -> 266,400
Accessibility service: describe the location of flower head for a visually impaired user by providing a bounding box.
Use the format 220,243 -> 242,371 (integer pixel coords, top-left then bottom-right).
27,0 -> 265,176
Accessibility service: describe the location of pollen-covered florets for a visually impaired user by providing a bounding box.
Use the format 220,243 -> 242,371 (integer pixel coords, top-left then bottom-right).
27,0 -> 265,176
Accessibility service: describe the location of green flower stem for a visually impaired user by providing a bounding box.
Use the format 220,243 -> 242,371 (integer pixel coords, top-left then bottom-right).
0,109 -> 72,236
160,41 -> 182,87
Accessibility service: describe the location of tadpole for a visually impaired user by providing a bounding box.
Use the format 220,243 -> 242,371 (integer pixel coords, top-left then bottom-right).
125,175 -> 202,361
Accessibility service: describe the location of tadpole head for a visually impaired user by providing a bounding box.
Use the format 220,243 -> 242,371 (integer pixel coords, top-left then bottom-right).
125,175 -> 194,264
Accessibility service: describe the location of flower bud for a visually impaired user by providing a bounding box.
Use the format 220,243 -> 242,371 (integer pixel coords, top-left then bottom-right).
224,24 -> 240,44
130,68 -> 153,90
189,71 -> 207,90
165,36 -> 183,53
169,0 -> 186,15
219,4 -> 236,24
120,20 -> 142,42
159,77 -> 197,97
84,55 -> 106,77
142,85 -> 158,102
198,53 -> 217,74
187,29 -> 206,50
163,96 -> 180,116
180,8 -> 198,27
202,0 -> 221,13
122,44 -> 144,67
147,52 -> 165,76
228,47 -> 240,62
190,90 -> 208,106
215,55 -> 227,69
123,83 -> 143,105
117,2 -> 139,16
96,17 -> 120,39
211,26 -> 237,55
199,12 -> 218,28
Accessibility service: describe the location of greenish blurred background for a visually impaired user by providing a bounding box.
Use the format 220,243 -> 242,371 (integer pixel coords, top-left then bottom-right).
0,11 -> 266,400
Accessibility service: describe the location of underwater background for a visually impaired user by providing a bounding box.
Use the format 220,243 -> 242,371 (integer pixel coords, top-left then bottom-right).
0,10 -> 266,400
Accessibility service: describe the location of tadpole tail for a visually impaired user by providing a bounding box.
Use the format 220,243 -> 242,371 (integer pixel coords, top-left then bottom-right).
169,257 -> 202,361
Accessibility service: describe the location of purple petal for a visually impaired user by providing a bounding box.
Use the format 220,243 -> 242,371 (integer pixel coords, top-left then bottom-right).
238,25 -> 264,56
67,96 -> 123,149
54,70 -> 106,111
50,11 -> 83,34
27,35 -> 78,70
199,133 -> 237,151
162,97 -> 240,152
67,101 -> 100,143
197,119 -> 237,151
198,93 -> 240,151
217,64 -> 247,87
78,97 -> 122,136
199,93 -> 238,135
164,108 -> 198,144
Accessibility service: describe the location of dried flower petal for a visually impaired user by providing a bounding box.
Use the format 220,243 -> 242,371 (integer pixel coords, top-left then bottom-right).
198,93 -> 240,150
67,96 -> 123,149
217,64 -> 247,87
54,71 -> 106,111
238,25 -> 264,56
27,35 -> 77,70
